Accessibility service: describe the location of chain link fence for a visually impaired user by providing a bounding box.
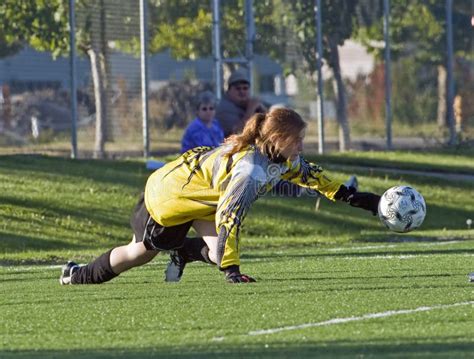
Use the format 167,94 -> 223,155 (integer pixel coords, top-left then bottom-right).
0,0 -> 472,158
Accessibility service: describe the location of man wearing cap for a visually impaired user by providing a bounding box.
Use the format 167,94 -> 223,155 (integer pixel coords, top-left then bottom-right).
216,68 -> 266,137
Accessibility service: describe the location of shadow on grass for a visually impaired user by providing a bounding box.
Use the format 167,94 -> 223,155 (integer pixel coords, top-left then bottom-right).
1,194 -> 129,229
1,339 -> 473,358
0,154 -> 147,189
0,231 -> 88,252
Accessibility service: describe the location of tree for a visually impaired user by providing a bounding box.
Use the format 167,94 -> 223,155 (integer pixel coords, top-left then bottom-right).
356,0 -> 472,143
143,0 -> 289,69
0,0 -> 139,158
290,0 -> 364,151
426,1 -> 471,140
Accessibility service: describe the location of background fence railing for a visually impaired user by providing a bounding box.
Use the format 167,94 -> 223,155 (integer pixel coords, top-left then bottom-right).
0,0 -> 472,159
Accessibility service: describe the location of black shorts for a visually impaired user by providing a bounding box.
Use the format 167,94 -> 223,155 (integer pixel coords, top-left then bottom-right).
130,194 -> 192,251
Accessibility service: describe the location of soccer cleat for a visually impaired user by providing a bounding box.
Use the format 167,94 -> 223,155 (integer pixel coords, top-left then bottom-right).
59,261 -> 80,285
164,250 -> 186,282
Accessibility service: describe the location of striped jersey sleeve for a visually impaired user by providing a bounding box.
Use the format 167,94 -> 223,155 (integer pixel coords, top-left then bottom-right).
282,156 -> 343,200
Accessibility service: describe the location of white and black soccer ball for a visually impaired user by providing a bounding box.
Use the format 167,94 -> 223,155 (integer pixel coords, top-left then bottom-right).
378,185 -> 426,233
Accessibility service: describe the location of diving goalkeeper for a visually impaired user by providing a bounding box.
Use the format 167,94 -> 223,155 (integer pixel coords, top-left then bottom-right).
60,108 -> 380,285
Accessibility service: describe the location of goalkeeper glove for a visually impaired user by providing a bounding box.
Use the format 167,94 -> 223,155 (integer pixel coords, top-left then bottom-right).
223,265 -> 256,283
335,185 -> 381,216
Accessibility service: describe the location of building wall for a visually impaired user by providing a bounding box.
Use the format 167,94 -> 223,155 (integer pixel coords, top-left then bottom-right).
0,47 -> 90,93
0,47 -> 284,97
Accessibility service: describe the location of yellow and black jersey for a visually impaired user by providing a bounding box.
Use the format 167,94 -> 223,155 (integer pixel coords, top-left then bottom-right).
144,145 -> 343,269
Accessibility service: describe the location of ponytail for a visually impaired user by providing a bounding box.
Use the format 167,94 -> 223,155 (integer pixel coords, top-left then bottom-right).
225,113 -> 266,157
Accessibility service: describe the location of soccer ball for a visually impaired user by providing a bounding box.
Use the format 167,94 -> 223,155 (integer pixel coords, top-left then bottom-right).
378,186 -> 426,233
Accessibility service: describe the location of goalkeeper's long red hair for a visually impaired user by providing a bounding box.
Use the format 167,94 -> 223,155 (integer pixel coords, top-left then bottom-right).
225,108 -> 307,158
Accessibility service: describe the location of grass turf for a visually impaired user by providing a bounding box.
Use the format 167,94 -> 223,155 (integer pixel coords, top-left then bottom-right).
1,243 -> 473,358
307,148 -> 474,175
0,152 -> 473,358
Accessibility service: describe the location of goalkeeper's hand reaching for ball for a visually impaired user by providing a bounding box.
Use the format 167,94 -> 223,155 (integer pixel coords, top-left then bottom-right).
335,185 -> 381,216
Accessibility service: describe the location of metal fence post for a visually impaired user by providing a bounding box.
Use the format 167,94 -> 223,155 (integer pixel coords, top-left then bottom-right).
445,0 -> 456,145
245,0 -> 255,95
384,0 -> 393,150
212,0 -> 222,101
315,0 -> 325,154
69,0 -> 78,159
140,0 -> 150,158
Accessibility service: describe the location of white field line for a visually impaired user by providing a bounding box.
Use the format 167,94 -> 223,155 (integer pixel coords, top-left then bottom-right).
327,245 -> 397,251
327,240 -> 463,252
413,240 -> 469,247
2,264 -> 63,271
247,301 -> 474,336
340,253 -> 474,260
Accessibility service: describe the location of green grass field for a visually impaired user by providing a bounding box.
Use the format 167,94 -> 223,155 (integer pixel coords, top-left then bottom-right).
1,152 -> 473,358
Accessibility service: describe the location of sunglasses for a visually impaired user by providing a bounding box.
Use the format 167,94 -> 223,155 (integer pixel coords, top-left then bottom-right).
233,85 -> 249,91
199,106 -> 215,111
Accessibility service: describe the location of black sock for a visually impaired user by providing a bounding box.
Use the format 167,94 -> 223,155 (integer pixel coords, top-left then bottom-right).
71,249 -> 118,284
179,237 -> 214,264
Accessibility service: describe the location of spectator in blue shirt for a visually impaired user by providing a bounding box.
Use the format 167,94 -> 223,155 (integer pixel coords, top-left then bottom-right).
181,91 -> 224,153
